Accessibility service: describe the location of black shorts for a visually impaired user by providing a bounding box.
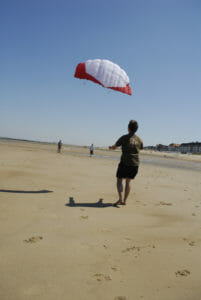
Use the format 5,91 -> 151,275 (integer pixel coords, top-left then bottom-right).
116,162 -> 138,179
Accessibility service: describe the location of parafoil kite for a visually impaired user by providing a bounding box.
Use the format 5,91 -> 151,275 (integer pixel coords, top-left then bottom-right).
74,59 -> 132,95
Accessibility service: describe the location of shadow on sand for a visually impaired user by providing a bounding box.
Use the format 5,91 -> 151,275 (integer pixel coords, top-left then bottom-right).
65,197 -> 117,208
0,189 -> 53,194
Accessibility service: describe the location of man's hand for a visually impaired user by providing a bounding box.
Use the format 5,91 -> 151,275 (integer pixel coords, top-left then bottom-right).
109,145 -> 117,150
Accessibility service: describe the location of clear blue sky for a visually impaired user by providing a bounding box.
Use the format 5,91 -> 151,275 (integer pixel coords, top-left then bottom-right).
1,0 -> 201,146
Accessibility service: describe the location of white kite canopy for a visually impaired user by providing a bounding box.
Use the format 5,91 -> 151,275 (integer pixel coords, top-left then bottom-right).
74,59 -> 132,95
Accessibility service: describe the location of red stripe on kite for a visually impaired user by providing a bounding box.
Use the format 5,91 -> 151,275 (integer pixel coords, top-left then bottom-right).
74,63 -> 103,87
109,84 -> 132,95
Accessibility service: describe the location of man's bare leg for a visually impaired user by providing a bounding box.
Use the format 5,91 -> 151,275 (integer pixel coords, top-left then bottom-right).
123,178 -> 131,205
114,178 -> 124,205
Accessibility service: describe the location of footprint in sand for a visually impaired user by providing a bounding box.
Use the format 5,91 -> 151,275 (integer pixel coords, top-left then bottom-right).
183,238 -> 196,247
100,228 -> 112,233
114,297 -> 127,300
94,273 -> 112,282
111,266 -> 120,272
80,216 -> 88,220
122,244 -> 156,254
156,201 -> 172,206
175,269 -> 190,277
192,213 -> 196,216
122,246 -> 141,253
24,236 -> 43,243
188,241 -> 195,246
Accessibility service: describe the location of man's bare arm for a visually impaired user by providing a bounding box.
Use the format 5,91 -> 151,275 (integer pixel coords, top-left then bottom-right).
109,145 -> 117,150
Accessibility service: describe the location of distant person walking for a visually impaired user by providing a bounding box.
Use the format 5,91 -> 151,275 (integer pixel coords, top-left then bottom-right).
90,144 -> 94,157
57,140 -> 62,153
109,120 -> 143,206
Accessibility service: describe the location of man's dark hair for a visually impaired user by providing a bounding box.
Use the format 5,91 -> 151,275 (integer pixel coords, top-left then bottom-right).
128,120 -> 138,133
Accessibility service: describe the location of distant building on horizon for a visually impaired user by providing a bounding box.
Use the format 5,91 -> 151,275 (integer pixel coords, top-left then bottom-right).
168,143 -> 181,152
156,144 -> 169,151
180,142 -> 201,154
144,142 -> 201,154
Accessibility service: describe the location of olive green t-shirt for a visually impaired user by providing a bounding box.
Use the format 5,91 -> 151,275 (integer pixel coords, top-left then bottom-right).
115,133 -> 143,166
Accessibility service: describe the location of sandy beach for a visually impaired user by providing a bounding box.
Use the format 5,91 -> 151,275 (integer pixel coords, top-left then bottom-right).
0,139 -> 201,300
